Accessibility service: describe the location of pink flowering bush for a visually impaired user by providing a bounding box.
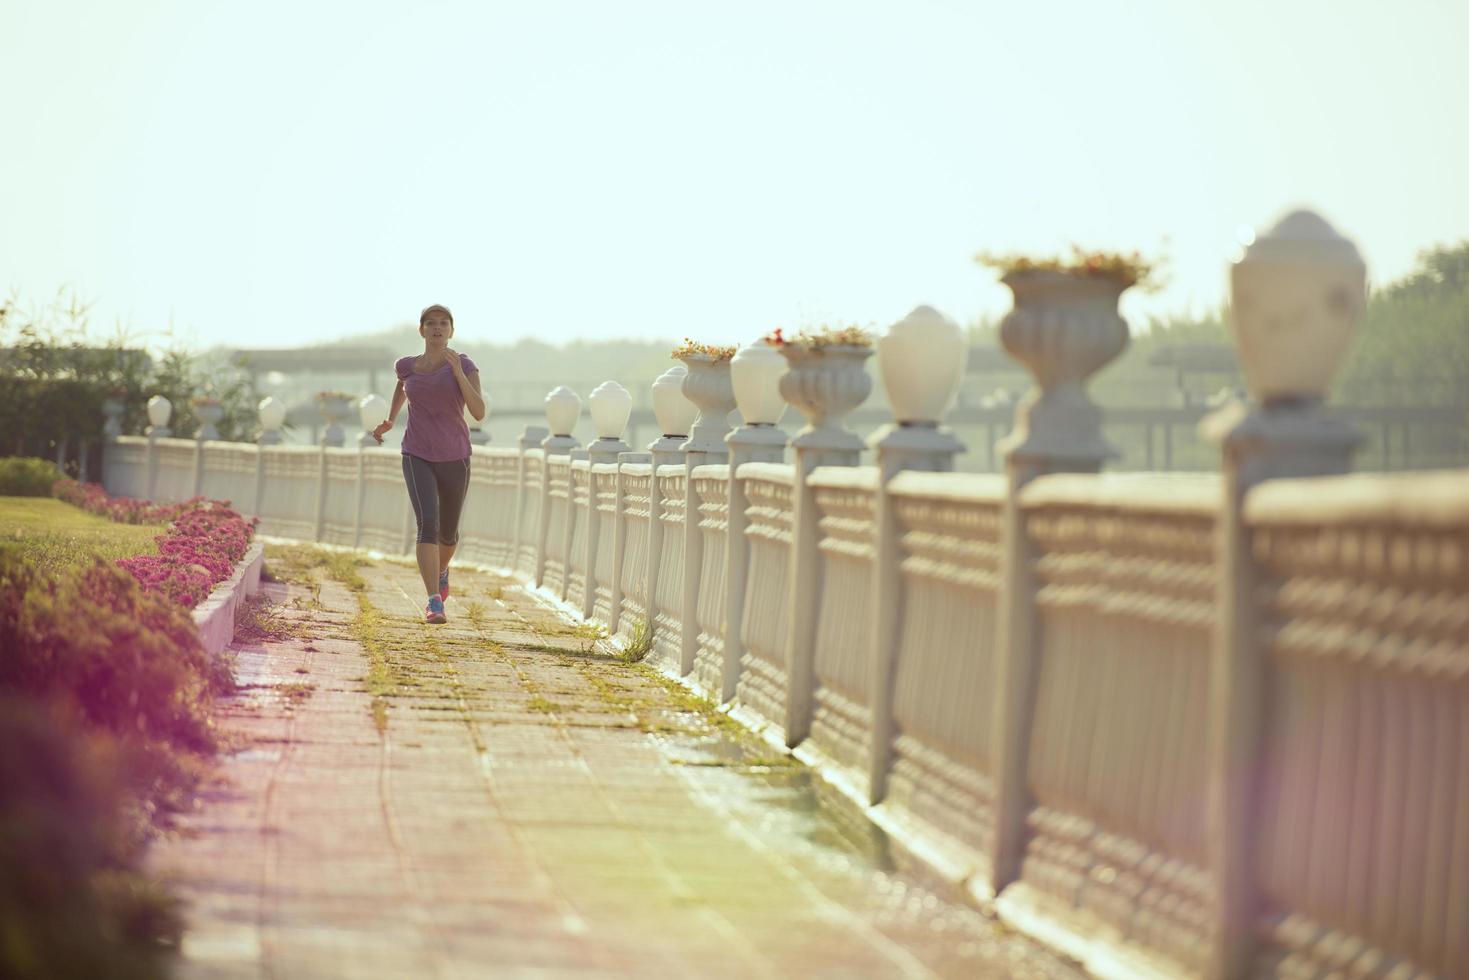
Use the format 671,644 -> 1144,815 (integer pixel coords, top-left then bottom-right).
0,482 -> 256,974
53,479 -> 258,610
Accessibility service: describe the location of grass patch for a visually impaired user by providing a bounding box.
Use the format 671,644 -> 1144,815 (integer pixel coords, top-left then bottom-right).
620,617 -> 654,664
278,682 -> 314,705
526,696 -> 559,714
265,544 -> 370,591
345,594 -> 405,734
0,496 -> 162,576
464,600 -> 487,627
235,594 -> 298,642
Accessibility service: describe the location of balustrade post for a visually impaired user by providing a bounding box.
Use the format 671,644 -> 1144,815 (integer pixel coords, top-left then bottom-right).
1199,210 -> 1366,980
515,426 -> 549,575
677,354 -> 737,676
99,397 -> 123,491
144,395 -> 172,500
586,383 -> 635,619
610,451 -> 652,634
646,366 -> 696,648
778,339 -> 873,746
865,306 -> 968,803
192,440 -> 206,498
254,397 -> 285,522
537,388 -> 581,588
723,341 -> 790,701
313,447 -> 328,543
354,395 -> 386,550
564,449 -> 589,602
988,265 -> 1131,895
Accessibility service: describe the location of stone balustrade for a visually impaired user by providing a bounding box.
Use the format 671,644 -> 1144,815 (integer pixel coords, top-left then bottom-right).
99,210 -> 1469,980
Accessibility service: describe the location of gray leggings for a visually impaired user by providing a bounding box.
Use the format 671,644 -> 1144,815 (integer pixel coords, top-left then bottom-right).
402,454 -> 471,545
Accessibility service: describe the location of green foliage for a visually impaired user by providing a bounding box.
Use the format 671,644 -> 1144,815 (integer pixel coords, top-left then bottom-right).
620,618 -> 654,663
0,287 -> 259,447
0,457 -> 61,496
0,497 -> 162,575
0,552 -> 223,753
1338,241 -> 1469,408
0,700 -> 180,980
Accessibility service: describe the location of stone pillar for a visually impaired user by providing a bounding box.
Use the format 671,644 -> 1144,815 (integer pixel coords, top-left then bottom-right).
564,449 -> 589,602
646,366 -> 697,649
1199,210 -> 1366,980
678,354 -> 737,675
313,446 -> 328,543
318,395 -> 350,448
988,268 -> 1132,893
513,426 -> 549,572
352,444 -> 368,550
608,451 -> 653,634
722,340 -> 790,700
143,394 -> 173,501
102,398 -> 124,439
258,396 -> 286,447
537,390 -> 581,587
866,306 -> 968,803
778,342 -> 874,745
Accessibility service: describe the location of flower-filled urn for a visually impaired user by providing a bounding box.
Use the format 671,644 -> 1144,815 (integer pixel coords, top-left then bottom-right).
675,353 -> 737,457
877,305 -> 966,425
651,365 -> 697,437
588,381 -> 633,439
778,342 -> 874,461
996,269 -> 1130,464
544,385 -> 582,437
1229,209 -> 1366,405
146,394 -> 172,429
730,340 -> 788,426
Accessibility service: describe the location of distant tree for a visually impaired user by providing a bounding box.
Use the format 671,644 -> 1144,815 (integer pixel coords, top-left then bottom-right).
1338,241 -> 1469,407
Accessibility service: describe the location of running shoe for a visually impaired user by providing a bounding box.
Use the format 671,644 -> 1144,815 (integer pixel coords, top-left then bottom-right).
425,595 -> 447,624
438,568 -> 450,601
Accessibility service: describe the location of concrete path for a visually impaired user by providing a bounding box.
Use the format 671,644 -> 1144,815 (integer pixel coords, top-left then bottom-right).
150,544 -> 1080,979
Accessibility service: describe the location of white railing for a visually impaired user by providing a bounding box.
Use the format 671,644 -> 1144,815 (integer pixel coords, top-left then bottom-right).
104,427 -> 1469,979
98,210 -> 1469,979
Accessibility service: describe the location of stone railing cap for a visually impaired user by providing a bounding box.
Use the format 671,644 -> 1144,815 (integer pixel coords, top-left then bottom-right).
888,470 -> 1007,504
733,461 -> 795,485
1020,472 -> 1221,516
808,465 -> 880,491
1247,470 -> 1469,528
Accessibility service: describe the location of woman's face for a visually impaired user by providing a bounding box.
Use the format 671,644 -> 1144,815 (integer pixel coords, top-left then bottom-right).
420,313 -> 454,346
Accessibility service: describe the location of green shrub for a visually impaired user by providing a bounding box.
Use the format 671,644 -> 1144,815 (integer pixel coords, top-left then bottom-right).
0,457 -> 59,496
0,699 -> 180,980
0,553 -> 223,755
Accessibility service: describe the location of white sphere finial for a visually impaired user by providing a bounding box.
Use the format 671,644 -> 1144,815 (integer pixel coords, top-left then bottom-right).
1230,207 -> 1366,404
544,386 -> 582,437
878,305 -> 965,425
146,394 -> 173,428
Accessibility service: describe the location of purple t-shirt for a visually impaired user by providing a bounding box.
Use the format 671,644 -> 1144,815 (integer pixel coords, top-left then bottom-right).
395,354 -> 479,462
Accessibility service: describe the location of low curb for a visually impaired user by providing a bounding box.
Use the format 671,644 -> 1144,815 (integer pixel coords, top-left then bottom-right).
191,541 -> 265,655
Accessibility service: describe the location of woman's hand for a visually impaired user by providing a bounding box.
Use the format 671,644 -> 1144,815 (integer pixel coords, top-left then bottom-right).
443,348 -> 463,376
371,419 -> 393,444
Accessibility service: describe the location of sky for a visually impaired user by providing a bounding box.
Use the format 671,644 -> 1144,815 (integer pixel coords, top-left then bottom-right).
3,0 -> 1467,352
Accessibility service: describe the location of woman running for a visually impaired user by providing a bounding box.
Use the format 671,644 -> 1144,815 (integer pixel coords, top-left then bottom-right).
371,303 -> 486,623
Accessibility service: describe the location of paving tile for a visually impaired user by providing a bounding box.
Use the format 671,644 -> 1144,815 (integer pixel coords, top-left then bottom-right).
148,546 -> 1082,978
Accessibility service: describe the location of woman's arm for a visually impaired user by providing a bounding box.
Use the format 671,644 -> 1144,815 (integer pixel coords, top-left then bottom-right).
457,370 -> 486,422
372,379 -> 407,442
443,350 -> 486,421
